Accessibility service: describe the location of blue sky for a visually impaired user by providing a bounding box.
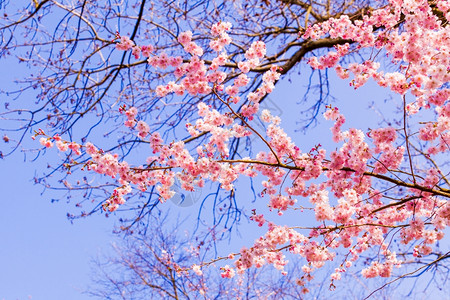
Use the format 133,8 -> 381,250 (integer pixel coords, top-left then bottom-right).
0,13 -> 115,296
0,67 -> 416,300
0,2 -> 449,299
0,61 -> 372,300
0,149 -> 114,300
1,67 -> 448,300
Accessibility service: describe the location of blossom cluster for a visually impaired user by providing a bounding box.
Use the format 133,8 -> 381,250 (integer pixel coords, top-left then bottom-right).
304,0 -> 450,124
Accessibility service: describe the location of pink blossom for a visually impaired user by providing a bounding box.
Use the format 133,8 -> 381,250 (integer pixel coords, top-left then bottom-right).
116,36 -> 134,51
39,137 -> 53,148
178,31 -> 192,45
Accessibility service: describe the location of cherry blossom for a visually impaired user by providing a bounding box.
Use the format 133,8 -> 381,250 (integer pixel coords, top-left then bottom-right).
37,2 -> 450,293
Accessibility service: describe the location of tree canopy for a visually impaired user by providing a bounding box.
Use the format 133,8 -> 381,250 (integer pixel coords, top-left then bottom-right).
1,0 -> 449,298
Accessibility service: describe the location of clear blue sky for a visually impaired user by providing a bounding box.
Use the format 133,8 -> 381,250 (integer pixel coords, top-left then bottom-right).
0,158 -> 114,300
1,65 -> 448,300
0,66 -> 434,300
0,3 -> 448,299
0,18 -> 115,297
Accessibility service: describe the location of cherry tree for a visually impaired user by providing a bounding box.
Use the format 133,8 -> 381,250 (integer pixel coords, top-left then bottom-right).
30,0 -> 450,296
89,212 -> 312,300
0,0 -> 385,227
90,211 -> 419,299
1,0 -> 450,297
0,0 -> 386,161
